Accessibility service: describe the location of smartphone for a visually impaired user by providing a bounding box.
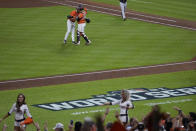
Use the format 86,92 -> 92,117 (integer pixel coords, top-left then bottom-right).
70,120 -> 74,125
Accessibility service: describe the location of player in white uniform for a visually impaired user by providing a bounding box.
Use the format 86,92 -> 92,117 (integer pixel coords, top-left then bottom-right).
120,0 -> 127,21
103,89 -> 134,126
0,94 -> 38,131
64,8 -> 80,44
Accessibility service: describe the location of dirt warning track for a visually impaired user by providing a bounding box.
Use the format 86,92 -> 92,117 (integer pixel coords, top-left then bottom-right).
0,61 -> 195,91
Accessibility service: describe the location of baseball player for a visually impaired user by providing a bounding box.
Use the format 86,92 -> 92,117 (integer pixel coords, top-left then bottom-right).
76,5 -> 91,45
64,8 -> 80,44
120,0 -> 127,21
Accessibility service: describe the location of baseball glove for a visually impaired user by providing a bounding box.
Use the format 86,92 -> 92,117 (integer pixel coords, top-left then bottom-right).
85,18 -> 90,23
67,15 -> 73,19
67,15 -> 76,22
70,17 -> 76,22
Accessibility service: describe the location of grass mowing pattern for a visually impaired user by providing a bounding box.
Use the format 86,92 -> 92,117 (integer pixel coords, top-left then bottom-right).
0,70 -> 195,130
0,6 -> 196,80
91,0 -> 196,21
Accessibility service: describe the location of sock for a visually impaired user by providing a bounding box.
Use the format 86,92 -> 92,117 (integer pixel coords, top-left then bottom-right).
81,32 -> 89,43
77,30 -> 80,43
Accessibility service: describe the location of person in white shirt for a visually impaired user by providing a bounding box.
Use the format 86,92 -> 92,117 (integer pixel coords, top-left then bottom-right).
103,89 -> 134,126
0,93 -> 38,131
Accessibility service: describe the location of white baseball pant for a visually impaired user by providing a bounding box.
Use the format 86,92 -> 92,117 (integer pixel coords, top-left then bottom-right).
64,19 -> 75,41
120,2 -> 127,19
78,23 -> 86,33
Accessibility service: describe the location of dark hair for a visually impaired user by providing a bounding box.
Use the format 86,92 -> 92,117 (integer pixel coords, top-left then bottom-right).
165,120 -> 173,131
59,129 -> 63,131
182,118 -> 189,129
189,112 -> 196,121
144,105 -> 162,131
75,121 -> 82,131
194,122 -> 196,129
16,93 -> 26,112
106,122 -> 113,129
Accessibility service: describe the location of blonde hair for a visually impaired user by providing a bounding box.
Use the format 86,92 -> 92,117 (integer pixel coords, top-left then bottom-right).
121,89 -> 130,101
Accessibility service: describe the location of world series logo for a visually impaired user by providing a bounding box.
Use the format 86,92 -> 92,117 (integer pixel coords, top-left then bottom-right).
32,86 -> 196,111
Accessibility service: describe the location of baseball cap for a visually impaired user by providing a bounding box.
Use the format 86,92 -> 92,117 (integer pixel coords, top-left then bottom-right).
53,123 -> 64,130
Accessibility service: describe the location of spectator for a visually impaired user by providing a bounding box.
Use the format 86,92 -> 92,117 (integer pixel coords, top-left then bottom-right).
105,122 -> 113,131
143,105 -> 163,131
81,117 -> 96,131
111,121 -> 126,131
53,123 -> 64,131
126,117 -> 139,131
74,121 -> 82,131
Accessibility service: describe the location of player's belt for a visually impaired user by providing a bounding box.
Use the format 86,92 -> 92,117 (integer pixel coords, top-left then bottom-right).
120,0 -> 127,3
120,114 -> 128,116
15,118 -> 25,122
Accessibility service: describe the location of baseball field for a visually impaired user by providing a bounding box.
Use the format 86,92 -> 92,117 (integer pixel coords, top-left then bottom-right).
0,0 -> 196,130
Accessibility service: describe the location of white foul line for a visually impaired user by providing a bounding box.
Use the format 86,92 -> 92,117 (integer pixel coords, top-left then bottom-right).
43,0 -> 196,30
63,0 -> 176,22
144,99 -> 193,106
130,0 -> 153,4
0,61 -> 195,84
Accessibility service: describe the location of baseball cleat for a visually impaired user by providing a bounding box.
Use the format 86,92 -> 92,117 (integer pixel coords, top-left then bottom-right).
64,40 -> 67,44
85,40 -> 91,45
75,41 -> 80,45
72,41 -> 77,44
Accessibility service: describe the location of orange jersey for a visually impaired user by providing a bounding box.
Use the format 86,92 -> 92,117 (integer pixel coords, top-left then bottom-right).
77,8 -> 87,24
69,10 -> 78,20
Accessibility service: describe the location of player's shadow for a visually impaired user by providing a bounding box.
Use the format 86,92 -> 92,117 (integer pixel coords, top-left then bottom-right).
58,42 -> 78,54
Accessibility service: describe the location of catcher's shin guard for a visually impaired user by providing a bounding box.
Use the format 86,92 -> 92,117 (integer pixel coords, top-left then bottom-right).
81,32 -> 89,43
77,30 -> 80,43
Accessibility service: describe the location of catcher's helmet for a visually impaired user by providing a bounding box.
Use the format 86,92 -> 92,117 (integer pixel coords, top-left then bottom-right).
76,4 -> 84,11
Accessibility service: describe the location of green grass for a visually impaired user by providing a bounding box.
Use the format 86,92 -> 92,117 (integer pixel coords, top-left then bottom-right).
91,0 -> 196,21
0,5 -> 195,131
0,70 -> 195,130
90,0 -> 196,21
0,6 -> 196,81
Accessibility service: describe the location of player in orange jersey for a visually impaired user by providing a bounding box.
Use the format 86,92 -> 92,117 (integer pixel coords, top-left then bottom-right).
76,5 -> 91,45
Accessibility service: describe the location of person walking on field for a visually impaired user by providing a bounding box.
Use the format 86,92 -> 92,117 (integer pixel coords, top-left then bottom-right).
120,0 -> 127,21
64,8 -> 80,44
76,5 -> 91,45
103,89 -> 134,126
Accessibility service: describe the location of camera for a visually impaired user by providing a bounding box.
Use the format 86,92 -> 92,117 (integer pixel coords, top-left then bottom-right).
137,122 -> 144,130
70,120 -> 74,125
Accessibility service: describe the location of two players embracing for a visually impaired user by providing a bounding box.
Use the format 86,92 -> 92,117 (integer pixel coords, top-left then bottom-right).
64,4 -> 91,45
